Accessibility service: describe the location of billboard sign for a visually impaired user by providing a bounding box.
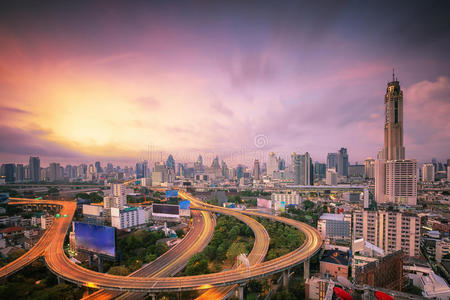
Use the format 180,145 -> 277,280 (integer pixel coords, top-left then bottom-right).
152,203 -> 180,219
179,200 -> 190,210
73,222 -> 115,257
165,190 -> 178,198
257,198 -> 272,209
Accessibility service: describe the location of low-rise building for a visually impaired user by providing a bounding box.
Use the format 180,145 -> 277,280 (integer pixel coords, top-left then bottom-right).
271,191 -> 302,206
40,214 -> 54,230
320,249 -> 349,279
355,250 -> 403,292
111,207 -> 146,230
405,265 -> 450,300
436,238 -> 450,263
317,213 -> 351,241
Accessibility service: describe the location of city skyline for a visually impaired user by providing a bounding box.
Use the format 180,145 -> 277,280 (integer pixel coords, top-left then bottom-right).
1,1 -> 449,165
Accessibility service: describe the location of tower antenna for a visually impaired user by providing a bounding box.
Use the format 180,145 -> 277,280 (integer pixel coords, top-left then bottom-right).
392,68 -> 395,82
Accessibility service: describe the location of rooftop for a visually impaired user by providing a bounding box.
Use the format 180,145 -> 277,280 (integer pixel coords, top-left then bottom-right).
321,249 -> 349,266
319,213 -> 345,221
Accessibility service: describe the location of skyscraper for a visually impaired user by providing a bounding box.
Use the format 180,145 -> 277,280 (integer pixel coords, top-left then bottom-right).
336,148 -> 349,177
95,161 -> 103,173
293,152 -> 312,185
327,153 -> 338,170
211,156 -> 220,169
422,163 -> 435,182
267,152 -> 278,178
166,155 -> 175,171
364,158 -> 375,179
49,163 -> 63,182
16,164 -> 24,182
383,72 -> 405,161
253,159 -> 261,180
29,156 -> 40,182
3,164 -> 16,183
375,73 -> 417,205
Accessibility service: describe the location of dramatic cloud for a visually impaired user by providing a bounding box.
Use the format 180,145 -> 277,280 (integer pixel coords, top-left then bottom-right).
0,1 -> 449,166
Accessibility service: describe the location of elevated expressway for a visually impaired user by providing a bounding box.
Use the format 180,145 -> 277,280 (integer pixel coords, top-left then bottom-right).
0,198 -> 76,278
83,209 -> 216,300
1,194 -> 322,296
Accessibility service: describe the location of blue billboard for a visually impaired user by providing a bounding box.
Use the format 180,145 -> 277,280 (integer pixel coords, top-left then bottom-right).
165,190 -> 178,198
179,200 -> 190,210
73,222 -> 115,257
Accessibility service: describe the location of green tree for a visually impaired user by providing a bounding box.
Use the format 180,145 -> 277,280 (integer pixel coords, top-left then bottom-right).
108,266 -> 129,276
226,242 -> 248,260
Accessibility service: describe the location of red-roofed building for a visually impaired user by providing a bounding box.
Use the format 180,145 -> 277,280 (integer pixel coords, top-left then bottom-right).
2,226 -> 24,238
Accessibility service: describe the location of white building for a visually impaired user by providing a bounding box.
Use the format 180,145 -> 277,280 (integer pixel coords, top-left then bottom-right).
317,213 -> 351,240
111,207 -> 147,230
104,183 -> 127,210
40,214 -> 54,230
326,169 -> 337,185
353,210 -> 420,257
385,159 -> 417,205
405,265 -> 450,300
271,191 -> 302,206
31,215 -> 42,227
82,204 -> 104,217
422,163 -> 435,182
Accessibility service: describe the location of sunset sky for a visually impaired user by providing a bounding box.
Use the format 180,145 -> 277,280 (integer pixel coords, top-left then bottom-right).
0,1 -> 449,166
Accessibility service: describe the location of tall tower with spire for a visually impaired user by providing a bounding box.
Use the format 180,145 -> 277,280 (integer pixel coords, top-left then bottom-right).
375,71 -> 417,206
383,69 -> 405,160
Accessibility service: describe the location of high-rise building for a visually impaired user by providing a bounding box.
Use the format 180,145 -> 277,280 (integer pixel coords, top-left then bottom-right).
221,161 -> 229,179
15,164 -> 24,182
337,148 -> 349,177
326,169 -> 337,185
364,158 -> 375,179
104,183 -> 127,210
29,156 -> 40,182
314,162 -> 326,179
348,164 -> 365,178
267,152 -> 278,178
383,73 -> 405,161
166,155 -> 175,171
3,164 -> 16,183
253,159 -> 261,180
375,73 -> 417,205
327,153 -> 338,170
385,160 -> 417,205
422,163 -> 435,182
194,155 -> 204,173
353,210 -> 420,257
48,163 -> 63,182
95,161 -> 103,173
211,156 -> 220,169
293,152 -> 313,185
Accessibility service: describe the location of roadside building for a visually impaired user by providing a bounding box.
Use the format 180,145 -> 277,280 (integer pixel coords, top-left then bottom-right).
320,249 -> 349,279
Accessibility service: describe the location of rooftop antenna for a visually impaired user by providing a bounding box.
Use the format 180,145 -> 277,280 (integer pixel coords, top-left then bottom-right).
392,68 -> 395,82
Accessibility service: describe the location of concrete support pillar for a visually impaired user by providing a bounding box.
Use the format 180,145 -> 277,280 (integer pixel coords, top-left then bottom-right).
238,285 -> 244,300
283,270 -> 289,288
304,259 -> 310,280
57,276 -> 62,284
98,256 -> 103,273
88,254 -> 93,268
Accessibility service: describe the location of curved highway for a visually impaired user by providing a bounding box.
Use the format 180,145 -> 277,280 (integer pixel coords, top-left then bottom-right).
83,209 -> 215,300
0,199 -> 73,278
1,193 -> 322,294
